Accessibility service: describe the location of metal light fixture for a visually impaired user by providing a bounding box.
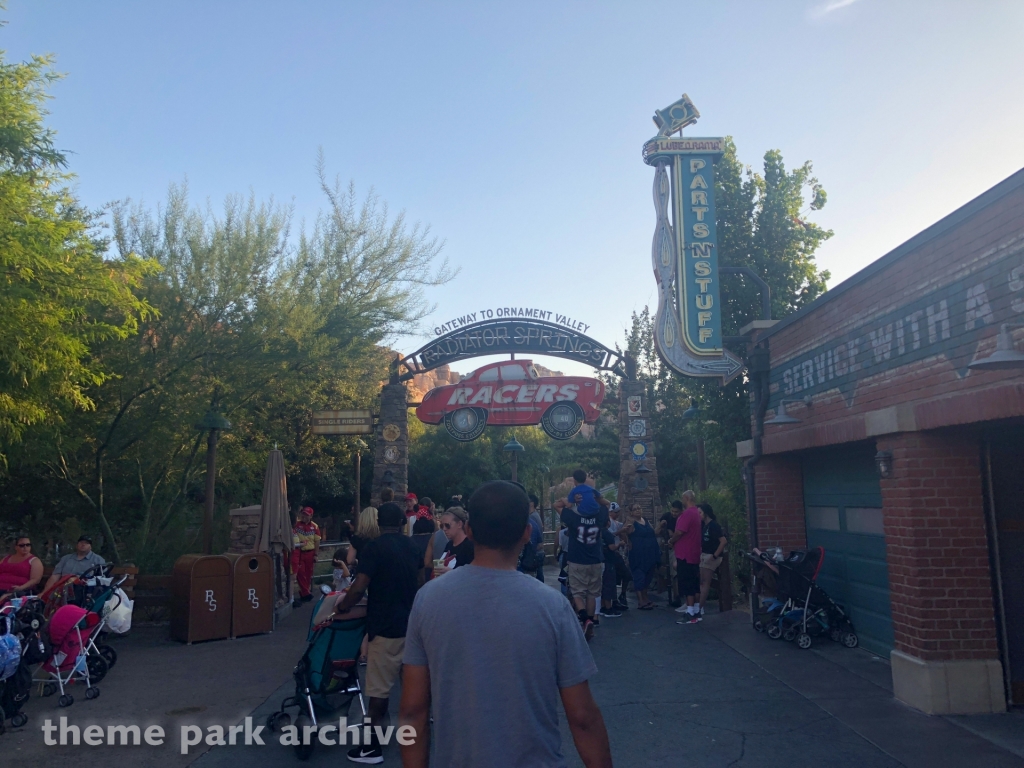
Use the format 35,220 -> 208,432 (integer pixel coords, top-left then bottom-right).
682,399 -> 699,421
764,399 -> 802,425
875,450 -> 894,479
968,324 -> 1024,370
504,434 -> 525,482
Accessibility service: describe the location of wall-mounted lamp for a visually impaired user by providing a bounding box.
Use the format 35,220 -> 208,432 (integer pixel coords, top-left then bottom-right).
875,450 -> 894,479
764,399 -> 802,425
968,324 -> 1024,370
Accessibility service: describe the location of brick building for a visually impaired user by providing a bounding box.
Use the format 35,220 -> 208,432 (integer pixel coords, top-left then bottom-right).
741,168 -> 1024,715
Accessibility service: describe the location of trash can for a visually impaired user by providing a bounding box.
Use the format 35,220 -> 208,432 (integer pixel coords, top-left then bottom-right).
171,554 -> 233,644
224,553 -> 274,638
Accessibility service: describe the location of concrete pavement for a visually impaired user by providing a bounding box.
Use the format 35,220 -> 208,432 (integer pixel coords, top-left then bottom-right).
7,592 -> 1023,767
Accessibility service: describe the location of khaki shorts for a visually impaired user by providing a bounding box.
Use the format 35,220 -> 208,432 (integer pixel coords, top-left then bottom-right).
365,636 -> 405,699
700,552 -> 723,572
567,562 -> 604,601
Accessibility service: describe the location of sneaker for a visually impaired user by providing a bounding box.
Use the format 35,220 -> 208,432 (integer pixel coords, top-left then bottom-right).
583,619 -> 595,641
674,605 -> 691,613
599,607 -> 622,618
689,614 -> 702,623
347,746 -> 383,764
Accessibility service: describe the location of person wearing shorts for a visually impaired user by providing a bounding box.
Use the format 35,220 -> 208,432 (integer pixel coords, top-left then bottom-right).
558,496 -> 609,640
698,503 -> 727,615
333,502 -> 421,764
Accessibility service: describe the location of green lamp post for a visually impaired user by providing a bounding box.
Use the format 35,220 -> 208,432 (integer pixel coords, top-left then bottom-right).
196,409 -> 231,555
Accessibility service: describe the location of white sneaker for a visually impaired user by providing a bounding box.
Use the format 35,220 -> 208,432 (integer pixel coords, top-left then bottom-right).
674,605 -> 690,613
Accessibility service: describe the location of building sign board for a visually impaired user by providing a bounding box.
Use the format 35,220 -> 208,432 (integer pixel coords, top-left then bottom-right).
643,95 -> 743,384
768,235 -> 1024,409
311,409 -> 373,435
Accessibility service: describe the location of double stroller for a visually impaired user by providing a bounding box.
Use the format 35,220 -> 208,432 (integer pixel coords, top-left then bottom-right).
746,547 -> 858,650
266,587 -> 368,761
0,597 -> 48,733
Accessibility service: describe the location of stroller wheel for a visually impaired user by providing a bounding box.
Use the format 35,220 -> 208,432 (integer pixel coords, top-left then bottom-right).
85,687 -> 100,700
266,711 -> 291,732
293,714 -> 315,761
842,632 -> 859,649
830,627 -> 843,643
11,713 -> 28,728
753,620 -> 765,633
782,627 -> 797,643
767,624 -> 782,640
99,645 -> 118,668
87,654 -> 109,683
796,633 -> 812,650
42,683 -> 57,697
58,694 -> 74,708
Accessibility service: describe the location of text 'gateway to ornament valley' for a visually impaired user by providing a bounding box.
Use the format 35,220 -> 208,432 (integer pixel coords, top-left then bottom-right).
433,308 -> 590,336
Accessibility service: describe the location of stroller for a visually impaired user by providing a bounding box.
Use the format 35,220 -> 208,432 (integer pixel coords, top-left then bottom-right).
37,604 -> 102,707
266,588 -> 368,760
746,548 -> 858,650
0,596 -> 51,733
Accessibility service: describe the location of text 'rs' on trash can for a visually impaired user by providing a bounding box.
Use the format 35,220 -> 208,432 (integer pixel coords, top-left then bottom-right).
171,554 -> 232,644
224,552 -> 273,638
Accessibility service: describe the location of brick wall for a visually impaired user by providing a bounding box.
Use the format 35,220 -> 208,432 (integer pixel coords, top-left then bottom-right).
754,454 -> 807,554
878,431 -> 999,661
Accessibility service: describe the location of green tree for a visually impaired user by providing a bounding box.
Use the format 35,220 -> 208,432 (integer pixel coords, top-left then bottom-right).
0,53 -> 153,457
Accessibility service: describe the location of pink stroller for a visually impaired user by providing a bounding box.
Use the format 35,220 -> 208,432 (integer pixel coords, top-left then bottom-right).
38,605 -> 101,707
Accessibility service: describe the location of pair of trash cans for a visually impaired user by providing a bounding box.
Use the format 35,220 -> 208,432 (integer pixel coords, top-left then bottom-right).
171,553 -> 274,644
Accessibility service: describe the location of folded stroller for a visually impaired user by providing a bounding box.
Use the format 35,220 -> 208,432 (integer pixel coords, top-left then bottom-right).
266,588 -> 368,760
37,604 -> 101,707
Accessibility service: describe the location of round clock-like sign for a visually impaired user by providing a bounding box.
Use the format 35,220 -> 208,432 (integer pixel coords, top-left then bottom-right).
631,442 -> 648,460
383,445 -> 401,464
382,424 -> 401,442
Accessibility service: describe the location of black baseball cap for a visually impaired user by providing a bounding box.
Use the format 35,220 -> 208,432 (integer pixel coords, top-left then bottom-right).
78,535 -> 92,543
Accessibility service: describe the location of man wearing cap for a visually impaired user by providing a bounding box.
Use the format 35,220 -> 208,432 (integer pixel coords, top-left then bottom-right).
292,506 -> 321,603
43,535 -> 107,591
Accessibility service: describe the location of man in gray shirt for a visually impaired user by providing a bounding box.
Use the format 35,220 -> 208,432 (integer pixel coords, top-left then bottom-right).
43,535 -> 106,591
400,481 -> 612,768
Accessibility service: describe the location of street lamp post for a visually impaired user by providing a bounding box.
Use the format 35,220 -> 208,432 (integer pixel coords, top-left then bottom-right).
504,434 -> 525,483
195,409 -> 232,555
682,400 -> 708,492
352,438 -> 367,517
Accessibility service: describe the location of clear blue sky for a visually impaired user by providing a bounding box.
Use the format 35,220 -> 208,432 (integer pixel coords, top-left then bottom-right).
8,1 -> 1024,374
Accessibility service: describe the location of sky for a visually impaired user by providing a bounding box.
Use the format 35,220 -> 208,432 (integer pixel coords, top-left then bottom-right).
7,0 -> 1024,376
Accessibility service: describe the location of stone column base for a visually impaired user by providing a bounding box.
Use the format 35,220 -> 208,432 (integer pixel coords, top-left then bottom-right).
891,649 -> 1006,714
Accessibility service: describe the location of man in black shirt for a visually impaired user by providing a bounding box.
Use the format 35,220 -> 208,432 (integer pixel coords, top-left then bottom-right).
335,501 -> 421,764
698,503 -> 727,617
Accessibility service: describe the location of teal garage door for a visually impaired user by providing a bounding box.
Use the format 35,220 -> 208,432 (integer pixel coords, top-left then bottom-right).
802,444 -> 894,656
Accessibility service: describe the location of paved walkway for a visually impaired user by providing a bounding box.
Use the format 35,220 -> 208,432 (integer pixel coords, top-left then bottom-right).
8,594 -> 1023,767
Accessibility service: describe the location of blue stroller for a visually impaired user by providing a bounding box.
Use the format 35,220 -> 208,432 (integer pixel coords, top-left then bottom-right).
266,589 -> 367,760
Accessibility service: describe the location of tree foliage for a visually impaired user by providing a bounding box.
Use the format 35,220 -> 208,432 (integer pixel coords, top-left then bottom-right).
0,53 -> 154,455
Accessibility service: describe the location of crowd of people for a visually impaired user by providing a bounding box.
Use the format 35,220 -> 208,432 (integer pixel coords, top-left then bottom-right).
301,470 -> 727,765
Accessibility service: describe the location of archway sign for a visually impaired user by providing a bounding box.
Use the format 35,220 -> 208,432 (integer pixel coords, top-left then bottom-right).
397,312 -> 632,381
369,308 -> 663,524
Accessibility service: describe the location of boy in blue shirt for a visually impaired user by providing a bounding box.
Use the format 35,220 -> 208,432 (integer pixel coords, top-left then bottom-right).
567,469 -> 600,514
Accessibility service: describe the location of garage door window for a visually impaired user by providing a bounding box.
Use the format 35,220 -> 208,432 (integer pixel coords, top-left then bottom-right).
845,507 -> 884,536
806,507 -> 840,531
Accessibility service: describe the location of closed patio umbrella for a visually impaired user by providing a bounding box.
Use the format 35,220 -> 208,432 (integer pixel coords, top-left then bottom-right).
257,449 -> 293,611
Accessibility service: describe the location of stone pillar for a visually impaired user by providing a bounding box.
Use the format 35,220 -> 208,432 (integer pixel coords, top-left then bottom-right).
371,383 -> 409,506
878,431 -> 1005,714
617,381 -> 662,520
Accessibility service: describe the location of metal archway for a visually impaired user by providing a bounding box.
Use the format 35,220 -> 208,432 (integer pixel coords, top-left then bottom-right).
396,318 -> 634,382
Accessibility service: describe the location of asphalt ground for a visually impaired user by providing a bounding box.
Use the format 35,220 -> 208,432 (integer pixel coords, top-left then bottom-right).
7,590 -> 1024,767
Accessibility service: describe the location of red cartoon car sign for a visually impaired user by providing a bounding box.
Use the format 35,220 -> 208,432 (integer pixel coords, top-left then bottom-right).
415,360 -> 605,441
